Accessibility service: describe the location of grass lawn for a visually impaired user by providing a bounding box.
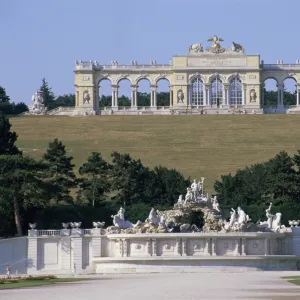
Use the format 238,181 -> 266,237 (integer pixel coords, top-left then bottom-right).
11,115 -> 300,193
0,277 -> 91,290
281,276 -> 300,286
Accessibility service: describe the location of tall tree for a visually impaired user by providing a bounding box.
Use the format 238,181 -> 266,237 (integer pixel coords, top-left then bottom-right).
40,78 -> 55,109
0,116 -> 22,155
78,152 -> 111,206
42,139 -> 76,204
0,86 -> 10,103
110,152 -> 153,206
0,155 -> 52,236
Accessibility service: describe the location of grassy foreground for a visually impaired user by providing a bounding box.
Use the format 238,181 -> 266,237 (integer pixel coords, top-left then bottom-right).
0,277 -> 91,290
281,276 -> 300,286
11,115 -> 300,192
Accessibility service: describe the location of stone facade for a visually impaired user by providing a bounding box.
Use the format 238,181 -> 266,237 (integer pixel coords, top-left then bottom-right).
72,36 -> 300,116
1,228 -> 300,275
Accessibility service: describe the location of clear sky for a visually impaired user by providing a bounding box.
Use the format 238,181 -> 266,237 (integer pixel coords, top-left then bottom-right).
1,0 -> 300,105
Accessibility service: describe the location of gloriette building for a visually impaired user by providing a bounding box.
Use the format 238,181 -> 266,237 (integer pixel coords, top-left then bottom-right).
72,35 -> 300,115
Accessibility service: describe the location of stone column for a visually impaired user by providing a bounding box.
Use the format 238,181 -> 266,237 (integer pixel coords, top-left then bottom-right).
205,84 -> 210,106
277,84 -> 284,107
223,84 -> 229,106
71,229 -> 83,274
111,85 -> 118,108
297,86 -> 300,106
243,84 -> 247,106
241,238 -> 246,256
261,85 -> 265,107
27,230 -> 38,274
264,238 -> 270,255
291,227 -> 300,256
152,238 -> 157,256
150,84 -> 157,107
182,238 -> 187,256
91,228 -> 103,258
169,86 -> 173,107
60,229 -> 71,272
211,238 -> 217,256
131,85 -> 138,108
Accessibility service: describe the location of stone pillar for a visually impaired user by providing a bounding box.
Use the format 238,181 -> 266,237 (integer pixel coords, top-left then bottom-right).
131,85 -> 138,108
241,238 -> 246,256
182,238 -> 187,256
71,229 -> 83,274
27,230 -> 38,274
264,238 -> 270,255
277,84 -> 284,107
243,84 -> 247,106
91,228 -> 103,258
205,85 -> 210,106
60,229 -> 71,272
223,84 -> 229,106
291,227 -> 300,256
111,85 -> 118,108
297,87 -> 300,106
170,86 -> 173,107
211,238 -> 217,256
150,85 -> 157,107
152,238 -> 157,256
261,85 -> 265,107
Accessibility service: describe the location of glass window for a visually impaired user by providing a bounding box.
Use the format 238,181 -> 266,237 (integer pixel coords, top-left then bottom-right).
229,78 -> 243,105
190,77 -> 204,106
211,77 -> 223,106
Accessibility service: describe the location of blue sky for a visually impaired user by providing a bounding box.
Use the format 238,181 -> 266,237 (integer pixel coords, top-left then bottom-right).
1,0 -> 299,104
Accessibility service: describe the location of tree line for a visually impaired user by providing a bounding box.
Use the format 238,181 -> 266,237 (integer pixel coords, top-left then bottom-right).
2,115 -> 300,237
0,79 -> 297,116
0,116 -> 189,236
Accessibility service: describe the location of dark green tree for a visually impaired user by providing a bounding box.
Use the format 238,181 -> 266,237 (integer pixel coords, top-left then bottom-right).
214,151 -> 299,208
150,166 -> 190,208
109,152 -> 153,206
118,95 -> 131,106
137,92 -> 150,106
40,78 -> 55,109
78,152 -> 111,206
42,139 -> 76,204
55,94 -> 75,107
99,95 -> 112,107
0,155 -> 52,236
157,92 -> 170,106
0,86 -> 10,103
0,116 -> 22,155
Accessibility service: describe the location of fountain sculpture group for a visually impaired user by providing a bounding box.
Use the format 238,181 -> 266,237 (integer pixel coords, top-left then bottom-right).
18,177 -> 300,274
104,178 -> 284,235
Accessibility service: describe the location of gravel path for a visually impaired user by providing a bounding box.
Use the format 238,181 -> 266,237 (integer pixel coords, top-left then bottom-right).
1,271 -> 300,300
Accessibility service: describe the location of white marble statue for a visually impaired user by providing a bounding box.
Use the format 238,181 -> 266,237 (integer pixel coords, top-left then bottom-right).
191,179 -> 200,200
83,91 -> 90,104
189,43 -> 203,53
237,207 -> 249,226
29,90 -> 46,115
212,196 -> 221,213
184,187 -> 194,204
174,195 -> 184,208
258,203 -> 283,232
109,206 -> 141,230
146,208 -> 160,225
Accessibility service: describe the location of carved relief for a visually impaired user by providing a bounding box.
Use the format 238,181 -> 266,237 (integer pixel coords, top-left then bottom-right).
83,90 -> 90,104
250,89 -> 257,102
189,43 -> 203,54
177,89 -> 184,103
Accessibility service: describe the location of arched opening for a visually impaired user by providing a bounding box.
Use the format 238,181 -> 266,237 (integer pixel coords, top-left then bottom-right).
211,77 -> 223,107
98,79 -> 112,108
190,77 -> 204,106
157,79 -> 170,107
229,77 -> 243,106
283,77 -> 297,106
137,79 -> 151,107
118,79 -> 131,107
263,78 -> 278,107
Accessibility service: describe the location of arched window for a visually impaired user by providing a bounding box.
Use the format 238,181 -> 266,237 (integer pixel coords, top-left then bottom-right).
211,77 -> 223,106
229,78 -> 243,106
190,77 -> 204,106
